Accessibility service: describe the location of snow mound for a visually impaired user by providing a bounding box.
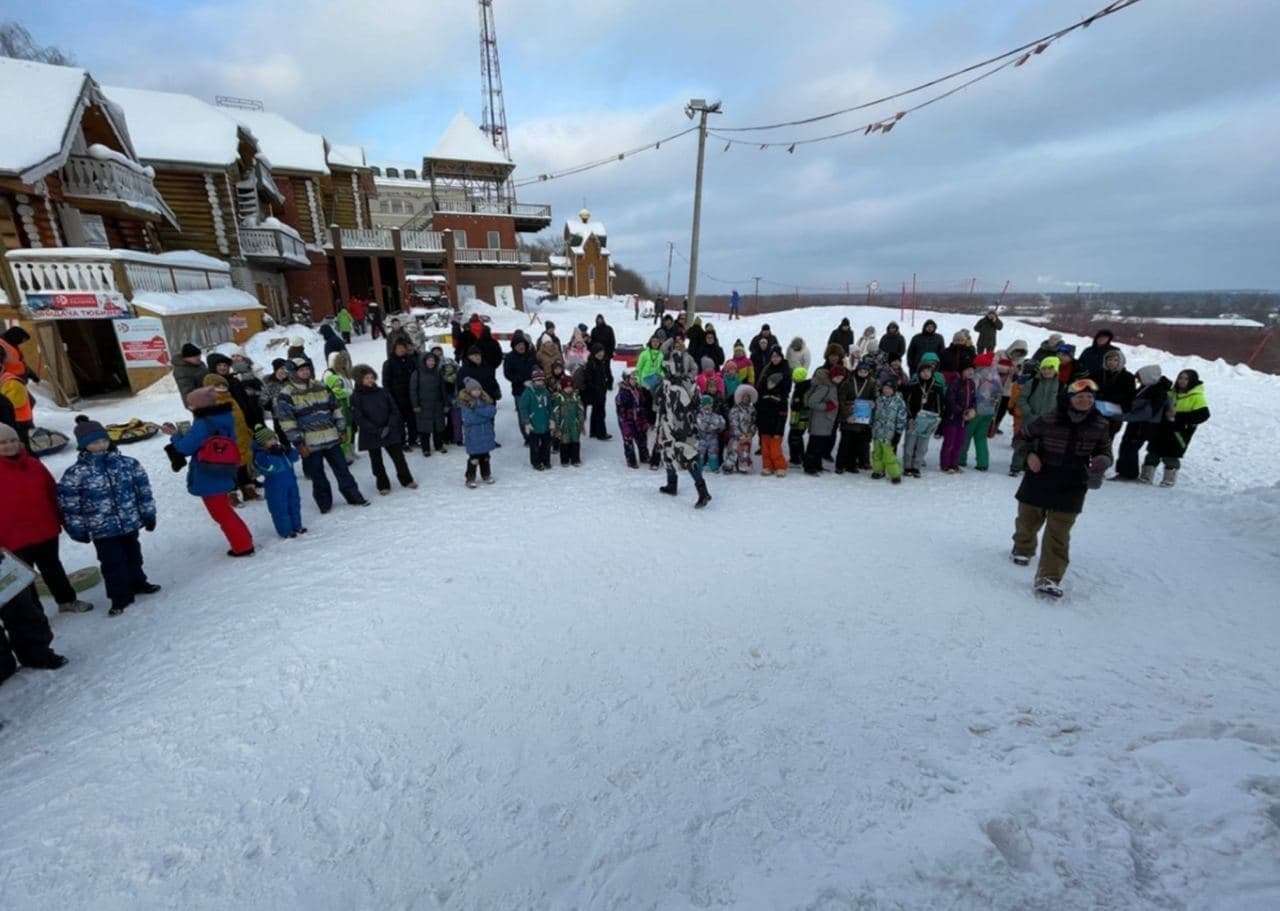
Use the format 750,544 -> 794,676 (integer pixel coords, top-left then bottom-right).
239,324 -> 327,372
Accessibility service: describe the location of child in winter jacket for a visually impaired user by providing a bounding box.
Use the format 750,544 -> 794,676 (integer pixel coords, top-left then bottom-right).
696,358 -> 726,403
520,367 -> 553,470
324,351 -> 356,462
901,353 -> 945,477
458,377 -> 497,487
551,376 -> 585,466
695,394 -> 727,472
803,367 -> 840,475
788,367 -> 810,467
350,365 -> 418,494
959,352 -> 1002,470
1143,368 -> 1209,487
252,426 -> 304,538
870,379 -> 907,482
724,384 -> 758,474
441,358 -> 464,446
1115,364 -> 1171,480
1009,357 -> 1061,475
836,362 -> 876,473
614,371 -> 652,469
56,420 -> 159,615
722,343 -> 754,394
939,365 -> 976,473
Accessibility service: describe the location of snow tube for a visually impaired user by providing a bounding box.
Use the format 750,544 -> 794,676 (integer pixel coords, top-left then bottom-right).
28,427 -> 69,458
106,419 -> 160,445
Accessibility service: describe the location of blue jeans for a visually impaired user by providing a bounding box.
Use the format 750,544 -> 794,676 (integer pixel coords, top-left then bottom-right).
304,445 -> 364,512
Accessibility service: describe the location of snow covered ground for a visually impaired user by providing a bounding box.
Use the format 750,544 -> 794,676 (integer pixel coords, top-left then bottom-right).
2,300 -> 1278,910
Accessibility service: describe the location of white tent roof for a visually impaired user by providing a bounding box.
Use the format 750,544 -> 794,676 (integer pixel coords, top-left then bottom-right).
429,111 -> 511,166
235,110 -> 329,174
132,286 -> 263,317
103,85 -> 244,168
0,58 -> 91,182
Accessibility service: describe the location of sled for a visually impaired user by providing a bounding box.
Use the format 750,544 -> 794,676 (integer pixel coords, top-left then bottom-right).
28,427 -> 69,458
36,565 -> 101,598
106,419 -> 160,445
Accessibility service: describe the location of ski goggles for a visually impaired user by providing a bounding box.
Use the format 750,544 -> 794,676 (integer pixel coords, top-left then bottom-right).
1066,379 -> 1098,396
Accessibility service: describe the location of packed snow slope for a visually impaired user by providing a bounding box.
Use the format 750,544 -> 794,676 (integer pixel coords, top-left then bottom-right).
2,300 -> 1278,910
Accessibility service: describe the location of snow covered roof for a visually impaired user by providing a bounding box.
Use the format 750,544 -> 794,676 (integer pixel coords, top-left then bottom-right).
326,142 -> 366,169
548,255 -> 570,268
235,110 -> 329,174
102,86 -> 246,168
0,58 -> 92,182
427,112 -> 512,167
10,246 -> 230,271
131,286 -> 262,317
565,219 -> 607,241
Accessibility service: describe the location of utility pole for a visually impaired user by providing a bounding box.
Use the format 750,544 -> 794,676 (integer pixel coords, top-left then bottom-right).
665,241 -> 674,302
684,98 -> 722,322
753,276 -> 761,315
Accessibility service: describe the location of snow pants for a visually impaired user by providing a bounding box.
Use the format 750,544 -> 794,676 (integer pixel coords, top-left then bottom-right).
559,440 -> 582,466
724,436 -> 753,474
304,445 -> 364,512
203,493 -> 254,553
529,431 -> 551,468
0,584 -> 56,682
788,427 -> 806,465
938,421 -> 966,470
960,415 -> 993,469
1012,502 -> 1078,584
14,537 -> 76,606
264,473 -> 303,537
902,412 -> 939,472
871,440 -> 902,479
698,435 -> 720,472
761,435 -> 787,473
803,434 -> 833,473
465,453 -> 492,481
93,531 -> 148,611
1116,423 -> 1156,477
368,444 -> 414,491
621,433 -> 649,468
837,424 -> 871,471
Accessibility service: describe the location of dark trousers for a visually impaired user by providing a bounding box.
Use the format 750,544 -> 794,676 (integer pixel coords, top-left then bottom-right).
418,425 -> 448,453
1,584 -> 56,679
394,399 -> 417,448
465,453 -> 492,481
804,434 -> 833,473
93,531 -> 148,610
559,440 -> 582,465
1116,423 -> 1155,479
838,425 -> 872,470
991,395 -> 1010,435
788,427 -> 807,465
529,431 -> 551,468
622,434 -> 650,467
587,399 -> 609,438
305,445 -> 364,511
15,537 -> 76,606
368,444 -> 414,490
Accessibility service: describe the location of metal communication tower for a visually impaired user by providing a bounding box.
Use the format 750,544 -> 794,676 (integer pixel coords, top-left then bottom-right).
478,0 -> 514,200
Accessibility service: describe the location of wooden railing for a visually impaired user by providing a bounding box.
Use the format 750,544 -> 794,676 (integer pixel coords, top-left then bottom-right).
454,247 -> 531,264
5,249 -> 231,307
400,230 -> 444,252
429,200 -> 551,219
240,226 -> 309,263
336,228 -> 393,250
60,155 -> 165,213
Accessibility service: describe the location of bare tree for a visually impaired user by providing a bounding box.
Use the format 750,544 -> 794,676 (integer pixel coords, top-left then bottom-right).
0,21 -> 75,65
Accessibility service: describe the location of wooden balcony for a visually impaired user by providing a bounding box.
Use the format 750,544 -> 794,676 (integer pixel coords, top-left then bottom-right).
239,225 -> 310,267
400,230 -> 444,253
454,247 -> 532,266
404,199 -> 552,232
334,228 -> 394,251
59,154 -> 179,227
5,248 -> 232,310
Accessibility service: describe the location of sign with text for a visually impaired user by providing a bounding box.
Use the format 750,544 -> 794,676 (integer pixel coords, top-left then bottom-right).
114,317 -> 171,368
227,314 -> 248,331
25,291 -> 129,320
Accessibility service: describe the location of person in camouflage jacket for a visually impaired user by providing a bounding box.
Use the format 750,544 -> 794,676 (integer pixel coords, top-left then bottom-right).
656,341 -> 712,507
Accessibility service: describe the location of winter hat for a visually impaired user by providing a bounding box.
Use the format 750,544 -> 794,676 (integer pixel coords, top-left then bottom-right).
733,340 -> 745,354
887,321 -> 899,332
1006,339 -> 1029,358
289,336 -> 305,348
923,320 -> 937,332
864,339 -> 880,356
560,376 -> 575,391
180,342 -> 201,358
352,364 -> 377,382
0,423 -> 18,444
289,357 -> 312,373
952,331 -> 967,344
791,366 -> 808,382
880,377 -> 899,392
700,356 -> 714,371
855,360 -> 873,373
1136,364 -> 1162,385
531,367 -> 545,381
74,419 -> 109,450
734,384 -> 758,405
1056,343 -> 1076,357
700,394 -> 714,408
824,342 -> 846,360
253,425 -> 278,446
919,352 -> 941,367
466,345 -> 482,358
974,352 -> 995,368
1046,334 -> 1064,348
463,377 -> 483,394
186,386 -> 219,410
1094,328 -> 1115,343
577,322 -> 588,333
202,373 -> 229,388
271,358 -> 288,372
829,365 -> 847,381
1039,356 -> 1061,373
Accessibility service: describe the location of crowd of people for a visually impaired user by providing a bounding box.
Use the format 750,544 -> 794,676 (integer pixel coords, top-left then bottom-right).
0,305 -> 1214,680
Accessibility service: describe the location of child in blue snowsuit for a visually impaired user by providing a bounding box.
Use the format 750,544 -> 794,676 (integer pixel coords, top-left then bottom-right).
252,426 -> 305,538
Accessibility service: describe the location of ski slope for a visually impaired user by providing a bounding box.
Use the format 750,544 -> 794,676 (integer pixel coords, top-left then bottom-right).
1,300 -> 1277,910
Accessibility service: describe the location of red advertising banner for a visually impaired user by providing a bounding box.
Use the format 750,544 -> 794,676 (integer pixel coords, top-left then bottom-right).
26,291 -> 129,320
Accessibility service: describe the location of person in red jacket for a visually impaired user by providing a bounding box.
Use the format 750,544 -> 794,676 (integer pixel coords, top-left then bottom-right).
0,422 -> 93,613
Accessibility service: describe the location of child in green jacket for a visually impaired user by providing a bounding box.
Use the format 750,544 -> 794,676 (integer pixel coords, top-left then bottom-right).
552,377 -> 585,466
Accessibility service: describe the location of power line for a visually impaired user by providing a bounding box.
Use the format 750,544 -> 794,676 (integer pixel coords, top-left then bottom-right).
716,0 -> 1143,134
513,126 -> 699,188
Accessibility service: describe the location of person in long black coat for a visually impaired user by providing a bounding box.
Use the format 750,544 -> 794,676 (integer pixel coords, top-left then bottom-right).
907,320 -> 946,374
381,339 -> 418,451
827,319 -> 855,354
410,351 -> 449,454
504,334 -> 537,444
350,366 -> 416,493
590,314 -> 617,361
582,344 -> 614,439
879,322 -> 907,363
457,346 -> 502,401
700,329 -> 726,369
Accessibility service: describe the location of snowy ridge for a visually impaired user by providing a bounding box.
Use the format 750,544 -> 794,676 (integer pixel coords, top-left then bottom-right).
0,300 -> 1276,909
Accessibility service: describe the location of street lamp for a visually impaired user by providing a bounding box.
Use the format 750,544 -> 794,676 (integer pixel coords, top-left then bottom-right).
684,98 -> 721,323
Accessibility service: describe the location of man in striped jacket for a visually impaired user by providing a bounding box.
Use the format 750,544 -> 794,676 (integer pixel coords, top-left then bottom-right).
274,359 -> 369,514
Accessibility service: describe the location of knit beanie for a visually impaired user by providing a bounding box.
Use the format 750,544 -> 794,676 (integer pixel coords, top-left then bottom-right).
74,419 -> 109,450
186,386 -> 219,410
253,425 -> 278,446
700,356 -> 714,371
202,373 -> 229,388
180,342 -> 201,358
791,366 -> 807,382
463,377 -> 482,394
289,357 -> 312,374
271,358 -> 288,372
733,341 -> 745,354
1136,365 -> 1162,385
0,423 -> 19,444
1039,356 -> 1061,373
531,367 -> 545,381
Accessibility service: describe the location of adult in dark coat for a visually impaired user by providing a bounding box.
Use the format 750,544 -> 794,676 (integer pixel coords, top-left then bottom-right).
1114,365 -> 1170,480
207,352 -> 263,429
350,366 -> 415,492
173,343 -> 211,404
457,345 -> 502,401
1075,329 -> 1120,379
700,329 -> 726,369
750,335 -> 773,380
504,334 -> 537,443
879,322 -> 906,363
1094,349 -> 1135,436
938,333 -> 976,378
907,320 -> 946,374
381,339 -> 418,450
827,318 -> 855,354
973,309 -> 1004,353
685,320 -> 706,363
455,314 -> 503,367
320,323 -> 347,357
582,344 -> 615,440
755,351 -> 792,437
1010,383 -> 1113,595
590,314 -> 617,362
748,323 -> 776,353
410,351 -> 449,454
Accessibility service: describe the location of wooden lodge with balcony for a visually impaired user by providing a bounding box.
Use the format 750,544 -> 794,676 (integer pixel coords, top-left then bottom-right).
0,58 -> 263,402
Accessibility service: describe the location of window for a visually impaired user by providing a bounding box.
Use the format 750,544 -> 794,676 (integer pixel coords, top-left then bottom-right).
588,265 -> 596,282
487,230 -> 501,249
370,166 -> 382,177
391,200 -> 403,214
454,230 -> 467,248
403,169 -> 417,180
379,201 -> 390,213
386,167 -> 400,178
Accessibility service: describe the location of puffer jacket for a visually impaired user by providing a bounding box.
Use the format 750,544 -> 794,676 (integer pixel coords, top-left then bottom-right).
350,383 -> 404,450
275,379 -> 345,451
614,383 -> 649,438
503,343 -> 537,397
728,385 -> 758,438
521,384 -> 553,434
56,449 -> 155,541
410,357 -> 448,434
634,344 -> 664,390
552,390 -> 585,442
755,362 -> 792,436
973,365 -> 1003,416
1016,375 -> 1061,426
0,449 -> 62,550
871,393 -> 907,442
169,405 -> 242,496
789,380 -> 811,431
381,353 -> 417,410
1154,373 -> 1210,458
459,389 -> 498,455
786,338 -> 811,372
1015,407 -> 1113,514
656,352 -> 700,469
173,360 -> 210,404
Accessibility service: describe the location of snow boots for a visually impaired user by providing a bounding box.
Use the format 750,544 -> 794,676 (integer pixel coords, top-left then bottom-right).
659,477 -> 678,496
1034,577 -> 1064,598
1139,464 -> 1157,484
1160,468 -> 1178,487
694,480 -> 712,509
1010,552 -> 1031,567
57,599 -> 95,613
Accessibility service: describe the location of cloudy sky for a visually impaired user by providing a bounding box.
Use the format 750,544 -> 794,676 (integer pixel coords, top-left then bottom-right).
13,0 -> 1279,292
